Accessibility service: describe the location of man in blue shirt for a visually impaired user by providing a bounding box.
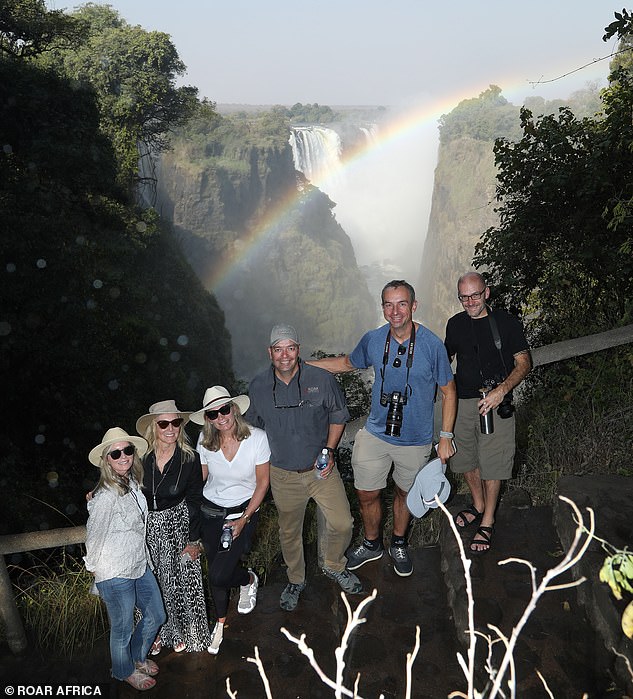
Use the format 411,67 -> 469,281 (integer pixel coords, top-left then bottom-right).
308,280 -> 456,576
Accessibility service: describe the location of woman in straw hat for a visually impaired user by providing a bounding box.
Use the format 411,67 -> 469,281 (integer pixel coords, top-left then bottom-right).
84,428 -> 166,691
136,400 -> 212,654
190,386 -> 270,655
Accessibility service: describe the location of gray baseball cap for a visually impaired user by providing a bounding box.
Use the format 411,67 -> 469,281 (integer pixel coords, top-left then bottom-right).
270,324 -> 299,346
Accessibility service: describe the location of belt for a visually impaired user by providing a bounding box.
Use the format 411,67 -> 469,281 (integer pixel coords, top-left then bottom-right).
295,465 -> 315,474
201,498 -> 250,519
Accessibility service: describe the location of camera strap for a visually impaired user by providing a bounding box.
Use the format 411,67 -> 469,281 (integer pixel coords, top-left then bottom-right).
379,323 -> 416,401
472,309 -> 511,390
487,311 -> 510,378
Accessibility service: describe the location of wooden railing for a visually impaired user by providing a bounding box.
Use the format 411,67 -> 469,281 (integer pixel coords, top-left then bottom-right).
2,323 -> 632,654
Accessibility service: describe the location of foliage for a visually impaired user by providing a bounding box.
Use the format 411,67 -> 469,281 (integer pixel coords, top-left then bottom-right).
0,6 -> 234,535
286,102 -> 339,124
474,78 -> 633,347
0,0 -> 84,58
438,85 -> 522,145
38,3 -> 198,192
11,551 -> 109,656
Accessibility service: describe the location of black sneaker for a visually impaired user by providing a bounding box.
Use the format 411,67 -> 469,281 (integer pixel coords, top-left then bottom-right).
389,543 -> 413,577
345,542 -> 384,570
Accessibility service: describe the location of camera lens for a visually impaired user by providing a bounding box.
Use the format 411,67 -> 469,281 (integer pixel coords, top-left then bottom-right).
385,391 -> 403,437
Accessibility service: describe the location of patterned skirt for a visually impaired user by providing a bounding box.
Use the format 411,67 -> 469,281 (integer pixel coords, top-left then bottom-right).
146,500 -> 212,651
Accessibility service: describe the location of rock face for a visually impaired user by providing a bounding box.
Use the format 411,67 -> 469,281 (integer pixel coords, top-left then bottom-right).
417,136 -> 499,337
416,84 -> 603,339
155,115 -> 375,377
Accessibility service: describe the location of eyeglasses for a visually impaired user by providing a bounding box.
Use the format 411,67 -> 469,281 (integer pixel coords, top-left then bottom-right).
457,289 -> 486,303
205,403 -> 232,420
392,344 -> 407,368
156,418 -> 184,429
108,445 -> 135,460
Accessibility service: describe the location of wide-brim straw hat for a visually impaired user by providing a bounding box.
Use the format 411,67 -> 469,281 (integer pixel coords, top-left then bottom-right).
135,399 -> 192,435
89,427 -> 148,467
406,457 -> 451,518
189,385 -> 250,425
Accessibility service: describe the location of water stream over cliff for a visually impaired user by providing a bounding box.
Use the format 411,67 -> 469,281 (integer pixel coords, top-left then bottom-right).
289,113 -> 438,299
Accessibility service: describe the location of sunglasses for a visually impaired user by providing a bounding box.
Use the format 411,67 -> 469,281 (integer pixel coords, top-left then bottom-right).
156,418 -> 184,429
393,344 -> 407,368
108,445 -> 135,460
205,403 -> 232,420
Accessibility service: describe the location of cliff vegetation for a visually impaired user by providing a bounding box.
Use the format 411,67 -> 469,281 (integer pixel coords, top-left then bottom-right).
0,1 -> 234,534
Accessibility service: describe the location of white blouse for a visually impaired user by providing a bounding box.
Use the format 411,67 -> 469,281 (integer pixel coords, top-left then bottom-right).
198,427 -> 270,507
84,479 -> 148,583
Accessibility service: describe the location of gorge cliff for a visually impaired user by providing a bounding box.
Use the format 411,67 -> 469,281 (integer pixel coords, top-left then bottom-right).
417,85 -> 601,338
155,107 -> 375,377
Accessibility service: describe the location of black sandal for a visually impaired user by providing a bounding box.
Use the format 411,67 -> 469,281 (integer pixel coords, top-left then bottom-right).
454,504 -> 483,529
470,525 -> 493,555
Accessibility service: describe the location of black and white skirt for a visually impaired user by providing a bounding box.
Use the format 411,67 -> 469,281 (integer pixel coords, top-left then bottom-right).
146,499 -> 212,651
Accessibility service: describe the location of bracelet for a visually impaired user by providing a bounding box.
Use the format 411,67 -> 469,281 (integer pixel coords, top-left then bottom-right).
187,540 -> 202,548
242,513 -> 251,524
439,431 -> 454,439
325,447 -> 335,453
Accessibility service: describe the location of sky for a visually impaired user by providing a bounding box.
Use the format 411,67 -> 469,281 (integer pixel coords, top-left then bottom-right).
51,0 -> 616,109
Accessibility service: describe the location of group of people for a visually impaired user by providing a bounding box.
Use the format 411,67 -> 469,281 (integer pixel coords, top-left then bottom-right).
83,271 -> 530,690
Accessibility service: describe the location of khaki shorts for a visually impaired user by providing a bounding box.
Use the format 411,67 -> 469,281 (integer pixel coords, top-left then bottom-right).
351,428 -> 432,492
449,398 -> 515,480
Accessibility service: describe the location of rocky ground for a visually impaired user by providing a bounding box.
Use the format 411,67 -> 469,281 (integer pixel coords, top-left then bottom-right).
1,476 -> 632,698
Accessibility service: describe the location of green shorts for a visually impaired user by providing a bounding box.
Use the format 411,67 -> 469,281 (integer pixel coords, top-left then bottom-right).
351,428 -> 432,492
449,397 -> 515,480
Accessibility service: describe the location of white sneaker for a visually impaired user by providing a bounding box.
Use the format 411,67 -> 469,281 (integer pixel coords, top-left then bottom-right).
237,569 -> 258,614
208,622 -> 224,654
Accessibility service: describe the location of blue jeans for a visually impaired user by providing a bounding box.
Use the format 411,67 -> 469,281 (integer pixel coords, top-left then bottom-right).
97,567 -> 166,680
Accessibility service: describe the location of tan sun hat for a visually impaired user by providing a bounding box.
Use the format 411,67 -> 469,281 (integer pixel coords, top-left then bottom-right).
189,386 -> 250,425
135,399 -> 192,435
88,427 -> 148,467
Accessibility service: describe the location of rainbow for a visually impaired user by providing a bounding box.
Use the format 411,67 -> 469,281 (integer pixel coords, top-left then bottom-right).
205,67 -> 607,292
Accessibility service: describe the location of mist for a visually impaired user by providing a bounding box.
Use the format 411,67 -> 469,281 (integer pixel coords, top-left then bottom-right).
294,103 -> 440,284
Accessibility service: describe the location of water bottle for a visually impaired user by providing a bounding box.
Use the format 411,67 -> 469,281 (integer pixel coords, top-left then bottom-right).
479,388 -> 494,435
219,523 -> 233,551
315,448 -> 329,479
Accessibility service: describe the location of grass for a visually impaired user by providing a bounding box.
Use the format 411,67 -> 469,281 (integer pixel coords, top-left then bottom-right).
10,549 -> 109,657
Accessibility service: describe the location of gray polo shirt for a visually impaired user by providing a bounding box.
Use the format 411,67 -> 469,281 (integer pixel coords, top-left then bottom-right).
247,359 -> 349,471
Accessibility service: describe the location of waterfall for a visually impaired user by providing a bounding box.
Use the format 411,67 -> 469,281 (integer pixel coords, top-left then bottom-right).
288,116 -> 436,285
289,126 -> 342,186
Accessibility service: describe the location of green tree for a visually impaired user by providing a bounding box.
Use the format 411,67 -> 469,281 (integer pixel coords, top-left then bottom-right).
0,0 -> 84,58
474,76 -> 633,346
40,3 -> 199,193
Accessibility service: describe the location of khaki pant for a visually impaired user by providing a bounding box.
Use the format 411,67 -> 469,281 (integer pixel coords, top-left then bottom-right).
270,465 -> 353,584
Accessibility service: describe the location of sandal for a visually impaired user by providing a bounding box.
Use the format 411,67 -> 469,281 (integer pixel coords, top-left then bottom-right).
470,525 -> 494,555
149,638 -> 162,656
173,641 -> 186,653
454,504 -> 483,529
135,659 -> 159,676
124,669 -> 156,691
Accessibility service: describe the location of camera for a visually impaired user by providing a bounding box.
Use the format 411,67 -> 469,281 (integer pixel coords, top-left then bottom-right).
497,395 -> 515,419
383,390 -> 405,437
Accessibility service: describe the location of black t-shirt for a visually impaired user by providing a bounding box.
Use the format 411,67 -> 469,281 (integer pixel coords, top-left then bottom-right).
445,309 -> 529,399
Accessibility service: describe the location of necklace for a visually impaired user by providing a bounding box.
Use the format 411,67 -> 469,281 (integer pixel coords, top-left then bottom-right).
151,450 -> 174,510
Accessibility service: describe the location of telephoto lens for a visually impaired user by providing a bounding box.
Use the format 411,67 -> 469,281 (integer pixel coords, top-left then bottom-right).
385,391 -> 403,437
479,388 -> 494,434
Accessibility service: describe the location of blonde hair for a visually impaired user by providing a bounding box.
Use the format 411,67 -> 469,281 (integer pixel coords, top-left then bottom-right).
142,416 -> 196,461
94,444 -> 144,496
201,403 -> 251,451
